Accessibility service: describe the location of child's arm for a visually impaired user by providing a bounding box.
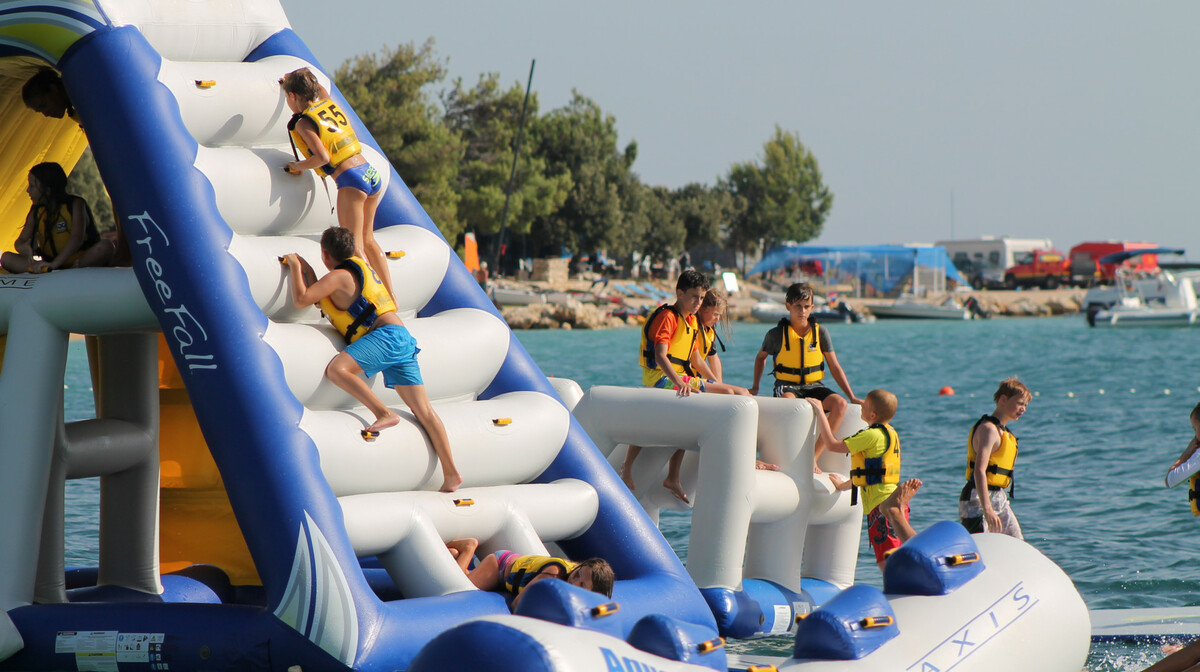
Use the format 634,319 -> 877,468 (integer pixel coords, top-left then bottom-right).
827,472 -> 851,491
654,343 -> 693,396
692,350 -> 718,383
970,425 -> 1003,532
285,117 -> 330,174
47,197 -> 90,270
750,350 -> 768,396
823,350 -> 863,405
805,397 -> 850,454
14,208 -> 37,265
283,253 -> 339,308
707,352 -> 724,384
1166,435 -> 1200,486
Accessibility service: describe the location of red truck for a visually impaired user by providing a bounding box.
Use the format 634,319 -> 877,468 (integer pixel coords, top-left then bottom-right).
1003,249 -> 1069,289
1067,241 -> 1160,285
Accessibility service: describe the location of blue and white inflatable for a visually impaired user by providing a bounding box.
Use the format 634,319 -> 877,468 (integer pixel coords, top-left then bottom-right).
0,2 -> 1090,671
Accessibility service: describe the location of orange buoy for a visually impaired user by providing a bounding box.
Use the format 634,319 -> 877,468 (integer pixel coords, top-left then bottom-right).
939,386 -> 955,396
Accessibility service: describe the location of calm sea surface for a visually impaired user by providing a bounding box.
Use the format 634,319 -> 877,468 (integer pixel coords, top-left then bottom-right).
62,315 -> 1200,671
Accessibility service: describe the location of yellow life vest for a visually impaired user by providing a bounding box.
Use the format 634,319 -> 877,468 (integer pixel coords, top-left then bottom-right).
502,555 -> 577,596
1189,474 -> 1200,517
849,423 -> 901,488
319,257 -> 397,344
639,304 -> 698,375
33,199 -> 99,262
772,319 -> 825,384
288,99 -> 361,177
965,414 -> 1018,490
698,324 -> 724,359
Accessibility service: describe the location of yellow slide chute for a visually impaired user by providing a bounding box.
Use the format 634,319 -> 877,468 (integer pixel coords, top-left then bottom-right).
0,58 -> 88,256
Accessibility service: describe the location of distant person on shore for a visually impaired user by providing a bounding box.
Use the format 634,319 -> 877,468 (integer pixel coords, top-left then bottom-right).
281,67 -> 395,301
960,377 -> 1030,538
474,261 -> 489,288
2,163 -> 113,273
1162,401 -> 1200,512
750,282 -> 863,466
808,390 -> 922,573
283,227 -> 462,492
449,538 -> 614,610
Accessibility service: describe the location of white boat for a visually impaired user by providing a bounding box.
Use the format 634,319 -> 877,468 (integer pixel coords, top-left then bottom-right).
1088,275 -> 1200,327
868,295 -> 973,320
489,285 -> 546,305
750,300 -> 867,324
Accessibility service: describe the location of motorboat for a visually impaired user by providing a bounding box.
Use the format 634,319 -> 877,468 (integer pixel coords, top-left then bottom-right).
1085,248 -> 1200,327
750,300 -> 869,324
868,295 -> 975,320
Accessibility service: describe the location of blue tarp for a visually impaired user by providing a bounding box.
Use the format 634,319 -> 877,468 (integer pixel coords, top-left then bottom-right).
749,244 -> 967,295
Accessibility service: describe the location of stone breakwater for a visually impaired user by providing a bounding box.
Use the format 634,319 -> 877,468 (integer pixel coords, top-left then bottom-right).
498,288 -> 1086,330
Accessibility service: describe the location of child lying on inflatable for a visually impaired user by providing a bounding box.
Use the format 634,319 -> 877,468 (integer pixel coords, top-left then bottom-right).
447,538 -> 614,610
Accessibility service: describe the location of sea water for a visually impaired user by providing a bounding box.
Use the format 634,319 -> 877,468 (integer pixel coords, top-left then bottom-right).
60,316 -> 1200,671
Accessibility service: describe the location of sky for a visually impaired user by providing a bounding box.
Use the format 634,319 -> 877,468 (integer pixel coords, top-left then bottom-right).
283,1 -> 1200,258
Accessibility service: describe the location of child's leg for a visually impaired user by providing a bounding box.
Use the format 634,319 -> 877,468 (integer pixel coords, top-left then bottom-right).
704,381 -> 752,396
447,538 -> 479,574
620,445 -> 642,490
879,479 -> 922,544
0,252 -> 32,273
359,193 -> 395,300
337,187 -> 394,298
663,449 -> 688,503
325,352 -> 396,426
393,383 -> 462,493
822,393 -> 848,434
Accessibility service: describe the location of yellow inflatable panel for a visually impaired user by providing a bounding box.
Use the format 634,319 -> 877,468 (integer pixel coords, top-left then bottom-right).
157,335 -> 260,585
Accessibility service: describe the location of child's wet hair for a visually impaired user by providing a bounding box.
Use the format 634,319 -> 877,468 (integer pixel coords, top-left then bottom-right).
320,226 -> 356,262
1191,401 -> 1200,423
866,389 -> 897,423
785,282 -> 814,305
571,558 -> 615,598
994,377 -> 1031,403
676,268 -> 710,293
280,67 -> 321,103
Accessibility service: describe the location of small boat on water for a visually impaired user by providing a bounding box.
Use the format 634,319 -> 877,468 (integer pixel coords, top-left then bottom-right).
490,285 -> 546,306
751,299 -> 871,324
868,295 -> 978,320
1084,248 -> 1200,327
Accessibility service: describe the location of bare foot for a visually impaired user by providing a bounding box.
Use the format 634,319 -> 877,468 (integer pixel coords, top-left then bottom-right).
663,476 -> 690,504
366,413 -> 402,433
440,472 -> 464,493
1162,643 -> 1184,655
812,465 -> 824,475
756,460 -> 779,471
620,465 -> 636,491
895,478 -> 923,505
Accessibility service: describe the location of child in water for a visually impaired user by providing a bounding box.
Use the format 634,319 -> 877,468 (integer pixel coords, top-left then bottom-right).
1,163 -> 113,273
1163,401 -> 1200,507
280,67 -> 394,300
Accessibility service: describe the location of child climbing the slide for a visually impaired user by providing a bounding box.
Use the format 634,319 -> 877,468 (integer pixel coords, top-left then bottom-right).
1,162 -> 113,273
283,226 -> 462,492
448,538 -> 614,610
1163,401 -> 1200,512
808,390 -> 922,573
280,67 -> 395,301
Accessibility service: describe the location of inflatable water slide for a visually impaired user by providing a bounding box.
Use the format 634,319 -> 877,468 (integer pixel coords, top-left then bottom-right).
0,2 -> 1094,671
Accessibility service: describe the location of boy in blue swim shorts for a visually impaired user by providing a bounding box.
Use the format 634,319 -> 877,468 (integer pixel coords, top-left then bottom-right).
282,67 -> 395,302
284,227 -> 462,492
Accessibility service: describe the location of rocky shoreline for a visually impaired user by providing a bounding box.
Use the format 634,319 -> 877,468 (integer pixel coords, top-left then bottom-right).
494,280 -> 1086,330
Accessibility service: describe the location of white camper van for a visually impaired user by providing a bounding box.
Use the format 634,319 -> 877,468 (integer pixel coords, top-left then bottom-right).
936,236 -> 1054,289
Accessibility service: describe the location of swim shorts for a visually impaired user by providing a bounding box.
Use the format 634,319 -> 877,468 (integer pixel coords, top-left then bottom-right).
958,484 -> 1023,539
867,502 -> 909,564
344,324 -> 423,387
646,370 -> 706,392
774,382 -> 837,400
335,163 -> 382,196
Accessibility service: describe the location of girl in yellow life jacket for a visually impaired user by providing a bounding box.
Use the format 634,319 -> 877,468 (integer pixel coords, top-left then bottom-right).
281,67 -> 395,304
1,163 -> 113,274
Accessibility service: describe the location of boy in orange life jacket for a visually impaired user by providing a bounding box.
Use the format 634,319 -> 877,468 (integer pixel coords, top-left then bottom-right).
282,227 -> 462,492
751,282 -> 863,467
280,67 -> 395,302
808,391 -> 922,573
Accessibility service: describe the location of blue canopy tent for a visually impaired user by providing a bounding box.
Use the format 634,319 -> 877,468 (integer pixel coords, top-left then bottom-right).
749,244 -> 967,296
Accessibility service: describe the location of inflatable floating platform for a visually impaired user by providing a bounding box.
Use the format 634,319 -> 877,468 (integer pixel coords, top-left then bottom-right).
0,2 -> 1101,671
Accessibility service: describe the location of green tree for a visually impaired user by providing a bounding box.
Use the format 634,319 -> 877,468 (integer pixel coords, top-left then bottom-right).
724,125 -> 832,257
335,40 -> 465,240
671,182 -> 738,250
441,73 -> 570,240
67,148 -> 114,233
530,92 -> 638,258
